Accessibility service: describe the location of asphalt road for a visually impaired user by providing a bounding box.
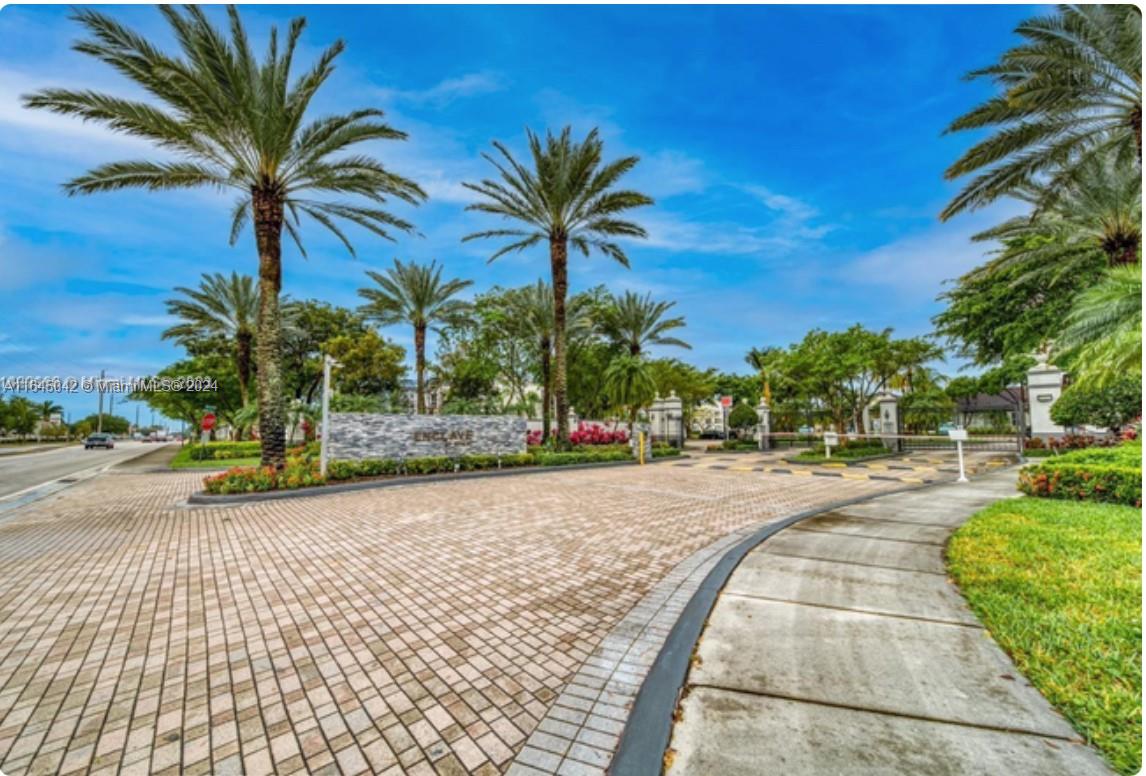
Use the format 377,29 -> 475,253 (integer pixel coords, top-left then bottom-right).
0,441 -> 170,500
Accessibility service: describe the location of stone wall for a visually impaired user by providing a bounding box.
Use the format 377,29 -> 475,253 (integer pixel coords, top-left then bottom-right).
327,413 -> 527,460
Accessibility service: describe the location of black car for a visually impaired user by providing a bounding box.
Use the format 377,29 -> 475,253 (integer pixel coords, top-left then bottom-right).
84,433 -> 115,449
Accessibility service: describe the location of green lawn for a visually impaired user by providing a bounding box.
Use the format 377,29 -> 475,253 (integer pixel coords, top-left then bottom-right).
947,498 -> 1141,774
169,446 -> 264,470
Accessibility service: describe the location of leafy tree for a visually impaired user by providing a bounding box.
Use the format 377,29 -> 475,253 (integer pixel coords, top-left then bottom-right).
1050,376 -> 1142,433
1054,265 -> 1142,387
26,6 -> 425,465
131,355 -> 243,436
281,300 -> 370,404
164,272 -> 258,406
566,339 -> 622,421
463,126 -> 653,447
934,236 -> 1106,366
941,5 -> 1141,220
596,291 -> 689,356
358,259 -> 472,414
728,402 -> 758,431
603,355 -> 657,434
74,413 -> 130,435
323,330 -> 406,398
72,420 -> 93,439
712,373 -> 759,408
6,397 -> 39,438
37,400 -> 63,422
900,387 -> 956,434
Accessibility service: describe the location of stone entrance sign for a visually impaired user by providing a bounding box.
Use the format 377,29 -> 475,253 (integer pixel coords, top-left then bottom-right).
327,413 -> 526,460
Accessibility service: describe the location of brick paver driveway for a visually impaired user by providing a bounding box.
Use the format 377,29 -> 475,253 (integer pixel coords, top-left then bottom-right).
0,459 -> 915,775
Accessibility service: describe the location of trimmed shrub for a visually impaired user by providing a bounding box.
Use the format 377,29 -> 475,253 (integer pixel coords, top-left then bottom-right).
651,446 -> 681,458
1018,463 -> 1141,507
535,450 -> 632,466
188,441 -> 262,461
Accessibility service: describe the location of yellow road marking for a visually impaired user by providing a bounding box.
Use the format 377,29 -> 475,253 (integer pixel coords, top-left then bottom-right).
730,466 -> 753,472
901,476 -> 924,484
790,469 -> 813,476
841,472 -> 869,480
821,462 -> 846,469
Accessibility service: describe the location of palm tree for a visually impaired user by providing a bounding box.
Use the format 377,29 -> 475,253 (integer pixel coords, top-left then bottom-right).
603,354 -> 658,435
1054,265 -> 1142,386
23,7 -> 424,466
463,127 -> 653,447
163,272 -> 258,406
37,400 -> 63,423
358,259 -> 472,414
942,5 -> 1141,220
507,281 -> 592,440
597,290 -> 690,357
969,154 -> 1141,282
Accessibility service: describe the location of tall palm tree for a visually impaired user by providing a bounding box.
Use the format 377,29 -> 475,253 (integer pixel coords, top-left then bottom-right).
597,290 -> 690,357
163,272 -> 258,406
942,4 -> 1141,220
970,154 -> 1141,282
358,259 -> 472,414
37,400 -> 63,423
23,7 -> 424,466
507,281 -> 592,440
463,127 -> 653,447
1054,265 -> 1142,386
603,354 -> 658,435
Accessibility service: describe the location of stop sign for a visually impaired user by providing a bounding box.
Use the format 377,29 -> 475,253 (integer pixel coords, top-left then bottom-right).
720,395 -> 733,408
201,413 -> 217,431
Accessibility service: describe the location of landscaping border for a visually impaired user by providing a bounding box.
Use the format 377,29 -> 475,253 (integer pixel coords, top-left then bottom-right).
186,454 -> 682,505
782,451 -> 899,466
606,477 -> 951,776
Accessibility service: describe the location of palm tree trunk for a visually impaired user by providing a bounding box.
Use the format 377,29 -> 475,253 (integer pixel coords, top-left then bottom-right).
253,190 -> 286,468
415,323 -> 427,415
236,328 -> 253,407
550,237 -> 570,449
540,337 -> 551,441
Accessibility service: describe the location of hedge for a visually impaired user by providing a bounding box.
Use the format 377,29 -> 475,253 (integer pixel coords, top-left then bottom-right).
186,441 -> 263,461
533,450 -> 632,466
1018,462 -> 1141,507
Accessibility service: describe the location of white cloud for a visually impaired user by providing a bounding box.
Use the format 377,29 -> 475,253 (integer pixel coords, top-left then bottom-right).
121,314 -> 178,327
841,200 -> 1029,296
377,72 -> 505,106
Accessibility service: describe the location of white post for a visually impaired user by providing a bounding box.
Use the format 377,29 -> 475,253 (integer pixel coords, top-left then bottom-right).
951,428 -> 969,483
823,431 -> 838,459
320,355 -> 337,477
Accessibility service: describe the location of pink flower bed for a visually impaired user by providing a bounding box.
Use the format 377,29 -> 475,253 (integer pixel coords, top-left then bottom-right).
527,422 -> 629,446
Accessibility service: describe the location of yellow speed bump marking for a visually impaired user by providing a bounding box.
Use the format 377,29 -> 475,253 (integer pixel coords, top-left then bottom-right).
866,463 -> 888,470
730,466 -> 753,472
901,476 -> 924,484
821,462 -> 846,468
841,472 -> 869,480
789,469 -> 813,476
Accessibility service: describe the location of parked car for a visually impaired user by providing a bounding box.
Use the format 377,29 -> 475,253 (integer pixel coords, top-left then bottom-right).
84,433 -> 115,449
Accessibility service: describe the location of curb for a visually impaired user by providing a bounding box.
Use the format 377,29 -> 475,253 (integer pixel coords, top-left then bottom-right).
186,455 -> 684,505
607,477 -> 949,776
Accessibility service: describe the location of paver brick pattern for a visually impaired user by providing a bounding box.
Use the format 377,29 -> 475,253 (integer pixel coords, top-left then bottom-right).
0,461 -> 903,775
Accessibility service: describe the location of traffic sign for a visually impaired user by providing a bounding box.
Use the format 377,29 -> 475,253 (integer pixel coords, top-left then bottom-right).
201,413 -> 217,431
720,395 -> 733,408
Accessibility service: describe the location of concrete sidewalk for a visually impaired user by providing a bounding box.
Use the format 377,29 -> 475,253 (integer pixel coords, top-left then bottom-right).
665,470 -> 1115,775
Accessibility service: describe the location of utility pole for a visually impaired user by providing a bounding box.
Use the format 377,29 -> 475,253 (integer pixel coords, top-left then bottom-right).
97,368 -> 105,433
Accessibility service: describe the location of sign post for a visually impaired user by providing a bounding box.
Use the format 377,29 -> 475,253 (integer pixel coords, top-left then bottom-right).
200,412 -> 216,447
720,395 -> 732,441
823,430 -> 839,459
950,428 -> 969,482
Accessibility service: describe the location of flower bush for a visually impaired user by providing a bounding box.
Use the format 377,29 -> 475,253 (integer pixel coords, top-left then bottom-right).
1018,463 -> 1141,507
527,423 -> 629,447
202,458 -> 324,494
1018,441 -> 1141,506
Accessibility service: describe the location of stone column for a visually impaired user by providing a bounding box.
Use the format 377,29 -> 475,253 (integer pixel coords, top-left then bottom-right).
664,391 -> 684,447
756,398 -> 771,451
875,393 -> 900,452
1027,359 -> 1066,439
567,405 -> 578,435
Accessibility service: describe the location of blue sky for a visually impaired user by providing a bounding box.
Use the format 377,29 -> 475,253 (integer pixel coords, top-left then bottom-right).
0,4 -> 1036,423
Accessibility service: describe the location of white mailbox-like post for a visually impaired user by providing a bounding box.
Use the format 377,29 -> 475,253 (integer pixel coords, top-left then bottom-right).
823,430 -> 839,459
319,355 -> 340,478
950,428 -> 969,482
